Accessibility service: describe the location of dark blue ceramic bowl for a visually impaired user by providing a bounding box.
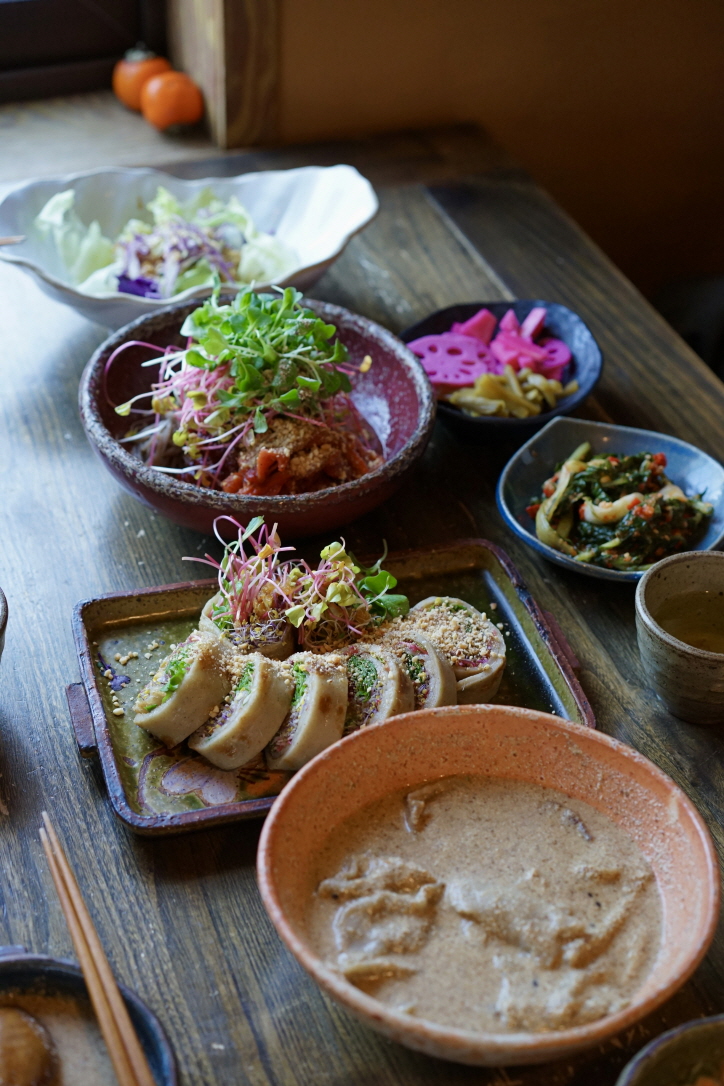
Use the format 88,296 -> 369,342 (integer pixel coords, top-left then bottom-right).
497,416 -> 724,583
0,587 -> 6,664
616,1014 -> 724,1085
0,946 -> 177,1084
400,300 -> 602,444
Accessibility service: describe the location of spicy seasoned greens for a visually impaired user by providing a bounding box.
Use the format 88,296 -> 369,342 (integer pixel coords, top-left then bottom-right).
527,442 -> 713,570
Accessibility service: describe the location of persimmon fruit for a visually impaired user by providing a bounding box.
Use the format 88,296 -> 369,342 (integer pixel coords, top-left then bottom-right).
112,49 -> 172,112
141,71 -> 204,130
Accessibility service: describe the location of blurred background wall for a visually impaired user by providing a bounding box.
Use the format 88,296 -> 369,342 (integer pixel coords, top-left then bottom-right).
277,0 -> 724,301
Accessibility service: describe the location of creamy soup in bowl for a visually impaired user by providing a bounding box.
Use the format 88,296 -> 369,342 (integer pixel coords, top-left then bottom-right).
257,705 -> 719,1066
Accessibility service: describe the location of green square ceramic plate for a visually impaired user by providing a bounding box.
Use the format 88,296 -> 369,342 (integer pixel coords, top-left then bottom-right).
68,539 -> 593,835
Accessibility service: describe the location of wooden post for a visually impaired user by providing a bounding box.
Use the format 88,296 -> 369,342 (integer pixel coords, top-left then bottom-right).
167,0 -> 279,149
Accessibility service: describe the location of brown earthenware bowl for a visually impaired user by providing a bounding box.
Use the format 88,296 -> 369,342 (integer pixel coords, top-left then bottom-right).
79,298 -> 435,538
257,705 -> 719,1067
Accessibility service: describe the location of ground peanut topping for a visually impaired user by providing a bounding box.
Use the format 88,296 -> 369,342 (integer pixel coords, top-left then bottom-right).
384,601 -> 500,668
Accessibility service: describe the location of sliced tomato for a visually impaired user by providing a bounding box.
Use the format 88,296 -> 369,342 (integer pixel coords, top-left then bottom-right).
221,472 -> 243,494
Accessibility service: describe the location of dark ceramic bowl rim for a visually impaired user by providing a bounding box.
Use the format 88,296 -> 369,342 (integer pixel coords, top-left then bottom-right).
400,299 -> 603,429
496,417 -> 724,584
79,298 -> 436,516
0,947 -> 177,1084
635,550 -> 724,660
616,1012 -> 724,1085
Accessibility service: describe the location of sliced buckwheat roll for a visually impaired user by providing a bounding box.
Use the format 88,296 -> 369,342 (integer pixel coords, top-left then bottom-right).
133,631 -> 231,748
265,652 -> 348,772
406,596 -> 506,704
382,630 -> 457,709
199,592 -> 295,660
343,645 -> 415,735
188,653 -> 293,770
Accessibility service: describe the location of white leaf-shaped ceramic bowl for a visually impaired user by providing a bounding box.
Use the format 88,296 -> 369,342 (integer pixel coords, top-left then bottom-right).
0,164 -> 378,329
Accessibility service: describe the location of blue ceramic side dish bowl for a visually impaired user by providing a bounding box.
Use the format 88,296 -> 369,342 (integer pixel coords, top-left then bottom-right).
400,300 -> 603,444
0,945 -> 177,1084
616,1013 -> 724,1086
496,416 -> 724,583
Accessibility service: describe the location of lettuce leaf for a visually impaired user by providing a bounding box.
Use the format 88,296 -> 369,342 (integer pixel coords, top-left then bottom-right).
35,189 -> 115,286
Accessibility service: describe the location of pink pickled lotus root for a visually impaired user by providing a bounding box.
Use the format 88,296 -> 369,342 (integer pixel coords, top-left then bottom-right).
520,306 -> 547,339
407,332 -> 499,391
450,307 -> 497,344
538,337 -> 572,381
487,307 -> 572,379
410,306 -> 573,393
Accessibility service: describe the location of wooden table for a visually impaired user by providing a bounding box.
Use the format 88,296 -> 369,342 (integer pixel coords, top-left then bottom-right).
1,125 -> 723,1086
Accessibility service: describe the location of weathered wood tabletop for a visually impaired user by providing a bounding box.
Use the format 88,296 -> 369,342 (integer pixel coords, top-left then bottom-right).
1,125 -> 723,1086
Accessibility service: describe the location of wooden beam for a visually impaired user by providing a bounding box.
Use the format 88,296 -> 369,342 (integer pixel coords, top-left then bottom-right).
167,0 -> 279,149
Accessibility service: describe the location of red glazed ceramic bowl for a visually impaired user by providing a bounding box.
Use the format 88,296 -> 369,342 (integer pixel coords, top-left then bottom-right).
258,705 -> 719,1066
79,298 -> 435,538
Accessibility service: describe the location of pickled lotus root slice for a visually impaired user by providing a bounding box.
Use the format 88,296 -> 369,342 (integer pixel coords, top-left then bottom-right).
265,652 -> 347,771
343,645 -> 414,735
406,332 -> 495,391
0,1008 -> 56,1086
199,592 -> 295,660
189,653 -> 293,769
406,596 -> 506,703
133,631 -> 231,747
381,631 -> 457,709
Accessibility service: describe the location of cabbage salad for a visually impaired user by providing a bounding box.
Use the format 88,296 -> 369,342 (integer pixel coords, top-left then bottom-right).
34,186 -> 298,300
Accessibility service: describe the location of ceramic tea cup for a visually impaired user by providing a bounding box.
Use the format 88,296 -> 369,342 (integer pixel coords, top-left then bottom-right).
635,551 -> 724,725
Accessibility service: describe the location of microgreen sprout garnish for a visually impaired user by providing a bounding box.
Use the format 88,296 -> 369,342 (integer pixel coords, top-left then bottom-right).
284,540 -> 409,649
185,516 -> 408,649
186,515 -> 297,629
107,286 -> 377,489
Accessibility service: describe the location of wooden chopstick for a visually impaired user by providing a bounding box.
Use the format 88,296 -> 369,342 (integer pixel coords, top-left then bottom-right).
0,235 -> 24,246
40,812 -> 156,1086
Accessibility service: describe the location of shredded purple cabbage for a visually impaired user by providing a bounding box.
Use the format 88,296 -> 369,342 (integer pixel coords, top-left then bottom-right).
116,217 -> 239,299
97,652 -> 131,690
117,275 -> 161,298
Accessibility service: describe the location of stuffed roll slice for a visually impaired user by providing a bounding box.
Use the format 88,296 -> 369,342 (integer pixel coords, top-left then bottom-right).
133,632 -> 231,748
199,592 -> 295,660
188,653 -> 293,770
265,652 -> 347,772
407,596 -> 506,704
343,645 -> 414,735
383,631 -> 457,709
